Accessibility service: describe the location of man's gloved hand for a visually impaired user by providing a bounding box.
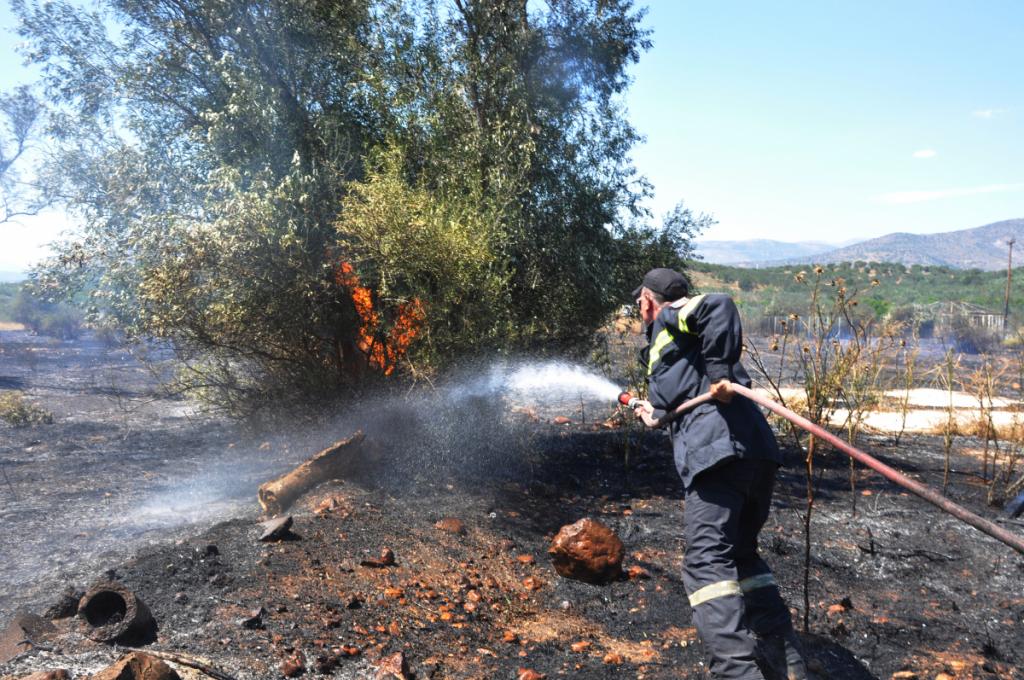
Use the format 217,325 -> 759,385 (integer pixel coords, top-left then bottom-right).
632,399 -> 660,428
710,379 -> 734,403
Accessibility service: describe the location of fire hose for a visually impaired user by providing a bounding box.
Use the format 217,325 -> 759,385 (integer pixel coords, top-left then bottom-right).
618,383 -> 1024,556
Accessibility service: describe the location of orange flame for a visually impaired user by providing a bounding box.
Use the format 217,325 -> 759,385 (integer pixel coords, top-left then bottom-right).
335,261 -> 423,376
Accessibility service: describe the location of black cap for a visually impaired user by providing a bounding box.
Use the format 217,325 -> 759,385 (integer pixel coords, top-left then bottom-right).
632,268 -> 688,301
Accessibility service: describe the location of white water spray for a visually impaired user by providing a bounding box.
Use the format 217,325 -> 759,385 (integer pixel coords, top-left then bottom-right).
503,361 -> 622,402
447,360 -> 622,405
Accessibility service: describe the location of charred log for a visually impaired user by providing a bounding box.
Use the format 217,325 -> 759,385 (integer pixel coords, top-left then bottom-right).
257,432 -> 366,516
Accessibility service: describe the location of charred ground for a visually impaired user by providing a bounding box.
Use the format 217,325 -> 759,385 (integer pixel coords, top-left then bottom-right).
1,331 -> 1023,679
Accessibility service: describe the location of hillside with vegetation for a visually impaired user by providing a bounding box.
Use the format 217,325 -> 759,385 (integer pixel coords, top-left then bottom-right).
691,259 -> 1023,325
0,283 -> 18,323
768,218 -> 1024,270
695,238 -> 837,265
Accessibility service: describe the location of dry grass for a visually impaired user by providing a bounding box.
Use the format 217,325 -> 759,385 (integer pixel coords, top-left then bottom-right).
0,321 -> 25,331
0,390 -> 53,426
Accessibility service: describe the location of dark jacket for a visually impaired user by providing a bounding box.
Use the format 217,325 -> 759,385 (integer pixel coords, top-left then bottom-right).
643,293 -> 781,487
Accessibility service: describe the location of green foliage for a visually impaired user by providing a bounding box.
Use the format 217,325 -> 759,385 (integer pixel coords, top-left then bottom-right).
0,390 -> 53,427
0,282 -> 19,322
12,285 -> 83,339
14,0 -> 690,411
693,260 -> 1024,319
337,144 -> 512,360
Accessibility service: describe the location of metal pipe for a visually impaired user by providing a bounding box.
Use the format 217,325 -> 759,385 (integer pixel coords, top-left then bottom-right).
632,384 -> 1024,556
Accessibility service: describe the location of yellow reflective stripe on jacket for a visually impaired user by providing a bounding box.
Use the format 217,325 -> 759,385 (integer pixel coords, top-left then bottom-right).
739,573 -> 776,592
676,294 -> 706,334
687,579 -> 742,607
647,328 -> 675,375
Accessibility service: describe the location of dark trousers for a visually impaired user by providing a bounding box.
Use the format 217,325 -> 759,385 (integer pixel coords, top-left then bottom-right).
682,458 -> 793,680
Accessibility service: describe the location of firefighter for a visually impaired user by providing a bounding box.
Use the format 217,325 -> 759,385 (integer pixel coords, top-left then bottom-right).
629,268 -> 807,680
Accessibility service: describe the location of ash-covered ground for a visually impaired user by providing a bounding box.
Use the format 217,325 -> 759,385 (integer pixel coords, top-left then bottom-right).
0,330 -> 311,618
1,331 -> 1023,679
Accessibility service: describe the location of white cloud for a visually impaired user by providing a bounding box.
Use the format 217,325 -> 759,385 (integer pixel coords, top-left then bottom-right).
972,108 -> 1006,119
875,183 -> 1024,205
912,149 -> 937,159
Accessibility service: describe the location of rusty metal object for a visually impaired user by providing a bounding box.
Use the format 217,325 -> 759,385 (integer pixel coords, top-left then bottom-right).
257,431 -> 365,516
647,384 -> 1024,556
78,581 -> 154,643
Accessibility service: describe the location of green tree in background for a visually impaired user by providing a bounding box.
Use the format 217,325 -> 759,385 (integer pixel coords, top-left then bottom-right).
13,0 -> 697,412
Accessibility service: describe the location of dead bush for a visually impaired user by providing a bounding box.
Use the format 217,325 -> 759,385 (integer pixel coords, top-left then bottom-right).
0,390 -> 53,427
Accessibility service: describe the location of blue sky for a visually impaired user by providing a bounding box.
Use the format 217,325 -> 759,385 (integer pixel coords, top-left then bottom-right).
629,2 -> 1024,243
2,1 -> 1023,269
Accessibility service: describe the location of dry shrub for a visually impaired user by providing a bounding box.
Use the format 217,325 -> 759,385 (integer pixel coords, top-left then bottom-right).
0,390 -> 53,426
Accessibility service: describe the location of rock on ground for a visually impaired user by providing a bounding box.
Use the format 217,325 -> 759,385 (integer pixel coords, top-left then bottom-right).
548,518 -> 624,585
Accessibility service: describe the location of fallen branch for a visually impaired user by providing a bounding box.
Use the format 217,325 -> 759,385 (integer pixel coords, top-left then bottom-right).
257,431 -> 366,516
1,464 -> 17,500
856,542 -> 957,562
124,648 -> 237,680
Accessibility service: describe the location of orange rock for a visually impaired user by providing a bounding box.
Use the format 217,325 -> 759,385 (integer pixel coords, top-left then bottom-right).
553,416 -> 572,425
92,653 -> 180,680
627,565 -> 650,580
434,518 -> 466,535
315,496 -> 349,515
935,674 -> 954,680
603,652 -> 625,665
516,554 -> 536,565
280,655 -> 304,678
340,645 -> 361,657
466,589 -> 482,603
376,651 -> 410,679
827,604 -> 845,615
388,621 -> 401,636
18,672 -> 70,680
384,587 -> 403,599
517,668 -> 546,680
549,518 -> 624,584
503,630 -> 519,643
522,576 -> 543,591
570,641 -> 592,653
891,672 -> 917,680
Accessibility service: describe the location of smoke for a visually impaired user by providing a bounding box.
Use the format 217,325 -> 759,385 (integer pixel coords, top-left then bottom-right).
137,359 -> 625,514
0,358 -> 626,619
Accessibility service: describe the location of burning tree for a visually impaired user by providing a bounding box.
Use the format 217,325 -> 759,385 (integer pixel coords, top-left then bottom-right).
13,0 -> 696,413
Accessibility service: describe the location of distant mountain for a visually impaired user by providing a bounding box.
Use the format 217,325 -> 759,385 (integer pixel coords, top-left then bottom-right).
770,218 -> 1024,270
695,239 -> 838,265
0,271 -> 26,283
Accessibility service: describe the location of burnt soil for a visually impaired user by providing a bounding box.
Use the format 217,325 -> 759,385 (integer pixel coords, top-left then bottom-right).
2,333 -> 1024,679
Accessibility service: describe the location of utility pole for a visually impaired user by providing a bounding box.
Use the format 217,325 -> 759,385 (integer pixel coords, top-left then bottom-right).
1004,237 -> 1015,338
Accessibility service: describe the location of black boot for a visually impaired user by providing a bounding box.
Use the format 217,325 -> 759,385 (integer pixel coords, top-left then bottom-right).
755,629 -> 808,680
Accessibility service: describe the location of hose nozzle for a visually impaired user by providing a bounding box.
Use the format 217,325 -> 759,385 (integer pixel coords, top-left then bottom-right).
618,391 -> 641,409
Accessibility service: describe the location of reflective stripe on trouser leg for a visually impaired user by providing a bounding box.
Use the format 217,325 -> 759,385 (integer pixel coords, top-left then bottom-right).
739,571 -> 792,637
688,579 -> 743,607
683,462 -> 768,679
690,595 -> 767,680
739,573 -> 775,593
